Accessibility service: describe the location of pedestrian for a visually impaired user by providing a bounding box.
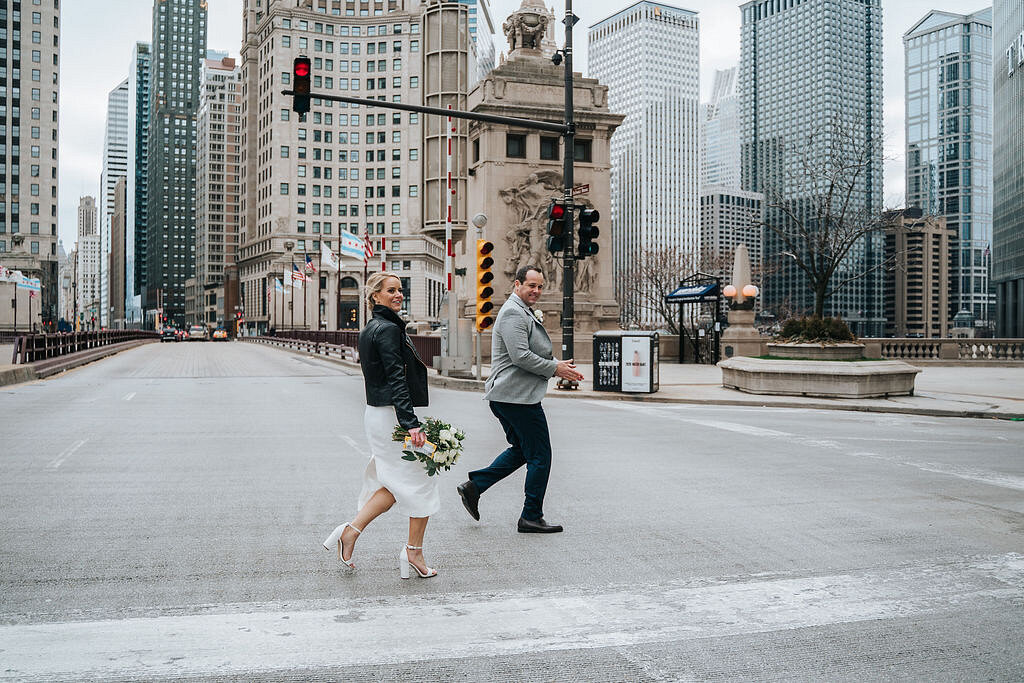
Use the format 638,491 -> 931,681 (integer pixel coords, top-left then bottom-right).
322,271 -> 439,578
457,264 -> 584,533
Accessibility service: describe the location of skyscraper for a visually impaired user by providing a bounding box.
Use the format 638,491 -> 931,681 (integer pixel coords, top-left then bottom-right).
740,0 -> 884,336
589,2 -> 701,328
0,0 -> 61,327
238,0 -> 469,334
993,0 -> 1024,337
145,0 -> 207,324
99,79 -> 129,328
127,42 -> 151,326
460,0 -> 497,83
701,67 -> 740,189
904,9 -> 993,328
76,197 -> 100,329
195,53 -> 241,326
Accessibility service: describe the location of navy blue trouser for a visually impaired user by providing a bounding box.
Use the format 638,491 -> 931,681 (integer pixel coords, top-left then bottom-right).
469,401 -> 552,522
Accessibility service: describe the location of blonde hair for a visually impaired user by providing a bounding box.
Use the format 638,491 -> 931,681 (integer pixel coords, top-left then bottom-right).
365,271 -> 402,308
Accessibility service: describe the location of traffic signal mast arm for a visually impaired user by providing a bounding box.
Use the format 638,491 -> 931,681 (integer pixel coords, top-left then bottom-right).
282,88 -> 570,135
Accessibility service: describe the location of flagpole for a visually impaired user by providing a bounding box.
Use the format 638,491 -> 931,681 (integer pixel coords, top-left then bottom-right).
290,260 -> 295,331
316,257 -> 322,331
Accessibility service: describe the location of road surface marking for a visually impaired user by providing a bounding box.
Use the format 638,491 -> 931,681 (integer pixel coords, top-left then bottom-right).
0,554 -> 1020,680
588,401 -> 792,437
906,461 -> 1024,492
341,435 -> 361,452
123,392 -> 136,401
47,439 -> 86,470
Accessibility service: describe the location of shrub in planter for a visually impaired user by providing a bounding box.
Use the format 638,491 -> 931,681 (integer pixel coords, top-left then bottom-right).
777,316 -> 855,343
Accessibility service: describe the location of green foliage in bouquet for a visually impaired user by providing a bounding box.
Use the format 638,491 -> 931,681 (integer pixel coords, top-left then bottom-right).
392,417 -> 467,477
777,316 -> 856,343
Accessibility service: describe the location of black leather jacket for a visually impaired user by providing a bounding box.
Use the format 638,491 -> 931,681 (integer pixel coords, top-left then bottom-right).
358,305 -> 428,430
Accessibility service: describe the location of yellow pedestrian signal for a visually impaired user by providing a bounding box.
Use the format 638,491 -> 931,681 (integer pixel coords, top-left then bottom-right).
476,239 -> 495,331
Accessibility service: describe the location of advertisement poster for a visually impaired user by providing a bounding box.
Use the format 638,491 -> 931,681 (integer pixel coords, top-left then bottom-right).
620,336 -> 651,393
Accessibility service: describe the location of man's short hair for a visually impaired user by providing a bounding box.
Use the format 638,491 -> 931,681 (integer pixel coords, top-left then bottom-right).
514,264 -> 543,284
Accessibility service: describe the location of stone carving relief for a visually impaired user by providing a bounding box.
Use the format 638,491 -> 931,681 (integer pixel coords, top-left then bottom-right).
498,171 -> 597,294
503,8 -> 549,52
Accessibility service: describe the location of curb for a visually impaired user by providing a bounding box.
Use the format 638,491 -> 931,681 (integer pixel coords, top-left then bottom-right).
0,339 -> 157,387
252,340 -> 1024,420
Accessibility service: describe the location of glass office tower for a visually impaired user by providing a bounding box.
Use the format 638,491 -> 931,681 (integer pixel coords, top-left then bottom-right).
740,0 -> 884,336
905,9 -> 993,328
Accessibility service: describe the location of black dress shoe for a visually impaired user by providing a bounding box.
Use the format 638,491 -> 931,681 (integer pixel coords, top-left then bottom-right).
517,517 -> 563,533
457,480 -> 480,521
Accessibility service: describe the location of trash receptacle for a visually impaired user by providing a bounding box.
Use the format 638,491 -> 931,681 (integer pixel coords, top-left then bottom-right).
593,330 -> 659,393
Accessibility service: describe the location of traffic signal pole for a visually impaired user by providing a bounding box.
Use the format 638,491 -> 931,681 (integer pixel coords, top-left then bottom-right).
559,0 -> 577,389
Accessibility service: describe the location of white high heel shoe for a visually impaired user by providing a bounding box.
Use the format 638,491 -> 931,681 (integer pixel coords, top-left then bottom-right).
323,522 -> 362,568
399,544 -> 437,579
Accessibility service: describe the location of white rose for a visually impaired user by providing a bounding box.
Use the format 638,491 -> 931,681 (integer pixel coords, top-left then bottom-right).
432,450 -> 446,463
439,429 -> 453,442
533,309 -> 544,323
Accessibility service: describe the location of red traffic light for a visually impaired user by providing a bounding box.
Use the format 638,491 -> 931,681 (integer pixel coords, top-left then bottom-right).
294,61 -> 310,78
548,202 -> 565,220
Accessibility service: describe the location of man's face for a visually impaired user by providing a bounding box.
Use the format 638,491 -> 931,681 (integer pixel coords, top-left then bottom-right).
513,269 -> 544,307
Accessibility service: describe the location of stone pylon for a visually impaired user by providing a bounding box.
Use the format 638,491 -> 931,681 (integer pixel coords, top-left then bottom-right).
720,244 -> 763,359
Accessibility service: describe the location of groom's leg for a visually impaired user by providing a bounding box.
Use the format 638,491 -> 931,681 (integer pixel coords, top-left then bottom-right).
469,401 -> 527,494
516,403 -> 552,522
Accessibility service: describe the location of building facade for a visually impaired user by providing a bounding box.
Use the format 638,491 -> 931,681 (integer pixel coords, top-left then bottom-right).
740,0 -> 884,336
904,9 -> 994,330
461,0 -> 496,84
127,42 -> 151,326
0,0 -> 61,327
144,0 -> 207,325
238,0 -> 469,334
883,209 -> 952,338
994,0 -> 1024,337
701,67 -> 740,189
76,196 -> 100,329
194,53 -> 241,327
588,1 -> 701,328
99,78 -> 129,328
699,186 -> 763,297
110,177 -> 127,327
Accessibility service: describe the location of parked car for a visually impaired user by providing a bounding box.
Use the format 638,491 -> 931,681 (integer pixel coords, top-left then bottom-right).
175,328 -> 186,342
188,324 -> 209,341
212,328 -> 229,341
160,328 -> 177,343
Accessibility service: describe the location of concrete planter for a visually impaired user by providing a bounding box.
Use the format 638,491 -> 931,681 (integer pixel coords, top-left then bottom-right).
719,356 -> 921,398
766,342 -> 866,360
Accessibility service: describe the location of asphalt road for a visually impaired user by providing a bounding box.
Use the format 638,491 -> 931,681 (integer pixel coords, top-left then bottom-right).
1,341 -> 1022,681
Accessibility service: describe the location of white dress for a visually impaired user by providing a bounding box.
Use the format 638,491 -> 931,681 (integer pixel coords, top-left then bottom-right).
358,405 -> 440,518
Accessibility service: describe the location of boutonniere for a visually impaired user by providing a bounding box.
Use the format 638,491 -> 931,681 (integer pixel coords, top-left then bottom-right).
532,309 -> 544,324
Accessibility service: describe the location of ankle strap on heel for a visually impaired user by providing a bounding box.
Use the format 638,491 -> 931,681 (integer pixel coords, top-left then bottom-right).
405,544 -> 422,550
350,523 -> 363,534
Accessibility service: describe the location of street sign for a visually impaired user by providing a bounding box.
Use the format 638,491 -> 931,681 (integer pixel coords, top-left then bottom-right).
572,183 -> 590,197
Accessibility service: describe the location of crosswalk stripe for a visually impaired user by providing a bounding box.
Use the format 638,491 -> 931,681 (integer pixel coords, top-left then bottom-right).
1,554 -> 1021,680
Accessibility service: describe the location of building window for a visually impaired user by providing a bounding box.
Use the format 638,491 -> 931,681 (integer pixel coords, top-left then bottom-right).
280,183 -> 289,194
506,133 -> 527,158
540,136 -> 559,160
573,139 -> 592,163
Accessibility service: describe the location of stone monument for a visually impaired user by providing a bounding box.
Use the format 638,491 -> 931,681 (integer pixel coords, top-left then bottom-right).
719,244 -> 764,358
460,0 -> 624,361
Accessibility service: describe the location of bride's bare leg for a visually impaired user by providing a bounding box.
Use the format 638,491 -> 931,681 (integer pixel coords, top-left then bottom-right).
342,487 -> 395,562
406,516 -> 431,572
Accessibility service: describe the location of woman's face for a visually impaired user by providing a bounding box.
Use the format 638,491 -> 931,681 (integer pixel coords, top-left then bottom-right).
373,276 -> 404,312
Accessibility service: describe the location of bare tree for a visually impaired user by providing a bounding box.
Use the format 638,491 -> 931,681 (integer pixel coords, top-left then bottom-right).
759,114 -> 890,320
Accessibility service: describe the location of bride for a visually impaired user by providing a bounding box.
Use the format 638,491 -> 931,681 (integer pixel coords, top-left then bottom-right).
322,271 -> 438,579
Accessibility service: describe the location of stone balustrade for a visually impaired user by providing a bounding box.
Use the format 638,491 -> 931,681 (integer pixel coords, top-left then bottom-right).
866,338 -> 1024,362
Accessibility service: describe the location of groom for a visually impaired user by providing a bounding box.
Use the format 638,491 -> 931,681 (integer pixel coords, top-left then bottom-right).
457,264 -> 584,533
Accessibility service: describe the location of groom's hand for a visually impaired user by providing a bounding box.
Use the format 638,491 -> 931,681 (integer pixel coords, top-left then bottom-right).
555,359 -> 584,382
408,427 -> 426,447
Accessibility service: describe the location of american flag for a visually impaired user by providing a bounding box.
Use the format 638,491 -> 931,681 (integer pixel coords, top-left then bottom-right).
292,262 -> 309,282
266,284 -> 272,302
363,229 -> 374,265
305,253 -> 317,273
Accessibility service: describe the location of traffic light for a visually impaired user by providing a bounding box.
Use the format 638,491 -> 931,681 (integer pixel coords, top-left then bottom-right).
577,208 -> 600,257
546,200 -> 566,253
292,56 -> 311,114
475,239 -> 495,332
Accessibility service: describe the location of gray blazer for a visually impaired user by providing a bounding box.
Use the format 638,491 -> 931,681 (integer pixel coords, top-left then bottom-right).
483,292 -> 557,404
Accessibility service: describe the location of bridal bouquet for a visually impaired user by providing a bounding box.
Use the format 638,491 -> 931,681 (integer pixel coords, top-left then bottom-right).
392,417 -> 466,477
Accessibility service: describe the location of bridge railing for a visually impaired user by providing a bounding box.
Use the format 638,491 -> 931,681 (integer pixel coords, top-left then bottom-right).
11,330 -> 160,364
863,338 -> 1024,362
258,329 -> 442,368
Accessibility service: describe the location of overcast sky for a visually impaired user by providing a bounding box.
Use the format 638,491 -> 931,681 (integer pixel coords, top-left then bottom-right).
57,0 -> 992,252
